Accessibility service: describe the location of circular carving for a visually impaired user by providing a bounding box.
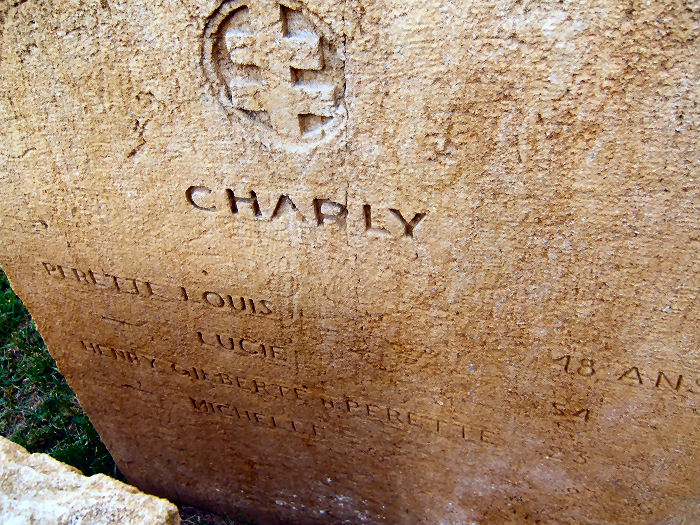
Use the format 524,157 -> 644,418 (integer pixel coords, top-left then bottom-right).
203,0 -> 346,146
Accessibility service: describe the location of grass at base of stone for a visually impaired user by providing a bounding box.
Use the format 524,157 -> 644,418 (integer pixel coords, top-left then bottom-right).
0,268 -> 121,478
0,267 -> 249,525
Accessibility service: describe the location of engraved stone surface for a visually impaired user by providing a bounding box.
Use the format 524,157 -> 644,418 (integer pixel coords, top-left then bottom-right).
0,0 -> 698,523
0,436 -> 181,525
203,0 -> 346,146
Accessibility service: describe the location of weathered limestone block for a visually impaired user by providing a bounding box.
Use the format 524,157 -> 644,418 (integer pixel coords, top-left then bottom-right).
0,437 -> 180,525
0,0 -> 698,523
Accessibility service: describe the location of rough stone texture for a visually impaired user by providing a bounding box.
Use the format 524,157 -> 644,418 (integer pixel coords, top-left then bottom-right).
0,436 -> 181,525
0,0 -> 698,523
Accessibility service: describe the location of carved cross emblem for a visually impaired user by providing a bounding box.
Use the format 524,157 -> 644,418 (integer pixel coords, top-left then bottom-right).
203,0 -> 346,144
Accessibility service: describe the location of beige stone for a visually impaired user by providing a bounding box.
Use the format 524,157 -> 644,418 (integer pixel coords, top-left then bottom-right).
0,0 -> 698,523
0,437 -> 180,525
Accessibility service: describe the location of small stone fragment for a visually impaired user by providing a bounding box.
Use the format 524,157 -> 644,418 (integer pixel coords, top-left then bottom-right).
0,437 -> 180,525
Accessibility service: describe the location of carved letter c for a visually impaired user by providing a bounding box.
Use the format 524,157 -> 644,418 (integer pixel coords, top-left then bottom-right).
186,186 -> 217,211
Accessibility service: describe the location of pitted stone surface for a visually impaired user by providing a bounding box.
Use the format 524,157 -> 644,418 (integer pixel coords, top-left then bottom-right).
0,0 -> 698,523
203,0 -> 346,144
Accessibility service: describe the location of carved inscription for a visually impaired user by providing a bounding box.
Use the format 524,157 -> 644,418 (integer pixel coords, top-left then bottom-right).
189,397 -> 319,438
617,366 -> 700,394
40,262 -> 276,317
552,354 -> 700,404
186,186 -> 427,238
80,339 -> 500,448
82,341 -> 157,368
197,329 -> 292,367
552,401 -> 591,423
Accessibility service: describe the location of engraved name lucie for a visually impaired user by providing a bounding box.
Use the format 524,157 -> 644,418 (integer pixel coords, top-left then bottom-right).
197,329 -> 292,367
186,186 -> 427,238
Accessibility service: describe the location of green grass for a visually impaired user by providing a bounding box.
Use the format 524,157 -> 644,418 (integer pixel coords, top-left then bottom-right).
0,266 -> 250,524
0,266 -> 121,478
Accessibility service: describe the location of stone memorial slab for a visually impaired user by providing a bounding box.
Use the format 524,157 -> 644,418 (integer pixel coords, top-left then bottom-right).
0,0 -> 698,523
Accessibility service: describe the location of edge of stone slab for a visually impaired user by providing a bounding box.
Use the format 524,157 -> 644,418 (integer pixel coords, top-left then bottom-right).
0,436 -> 181,525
